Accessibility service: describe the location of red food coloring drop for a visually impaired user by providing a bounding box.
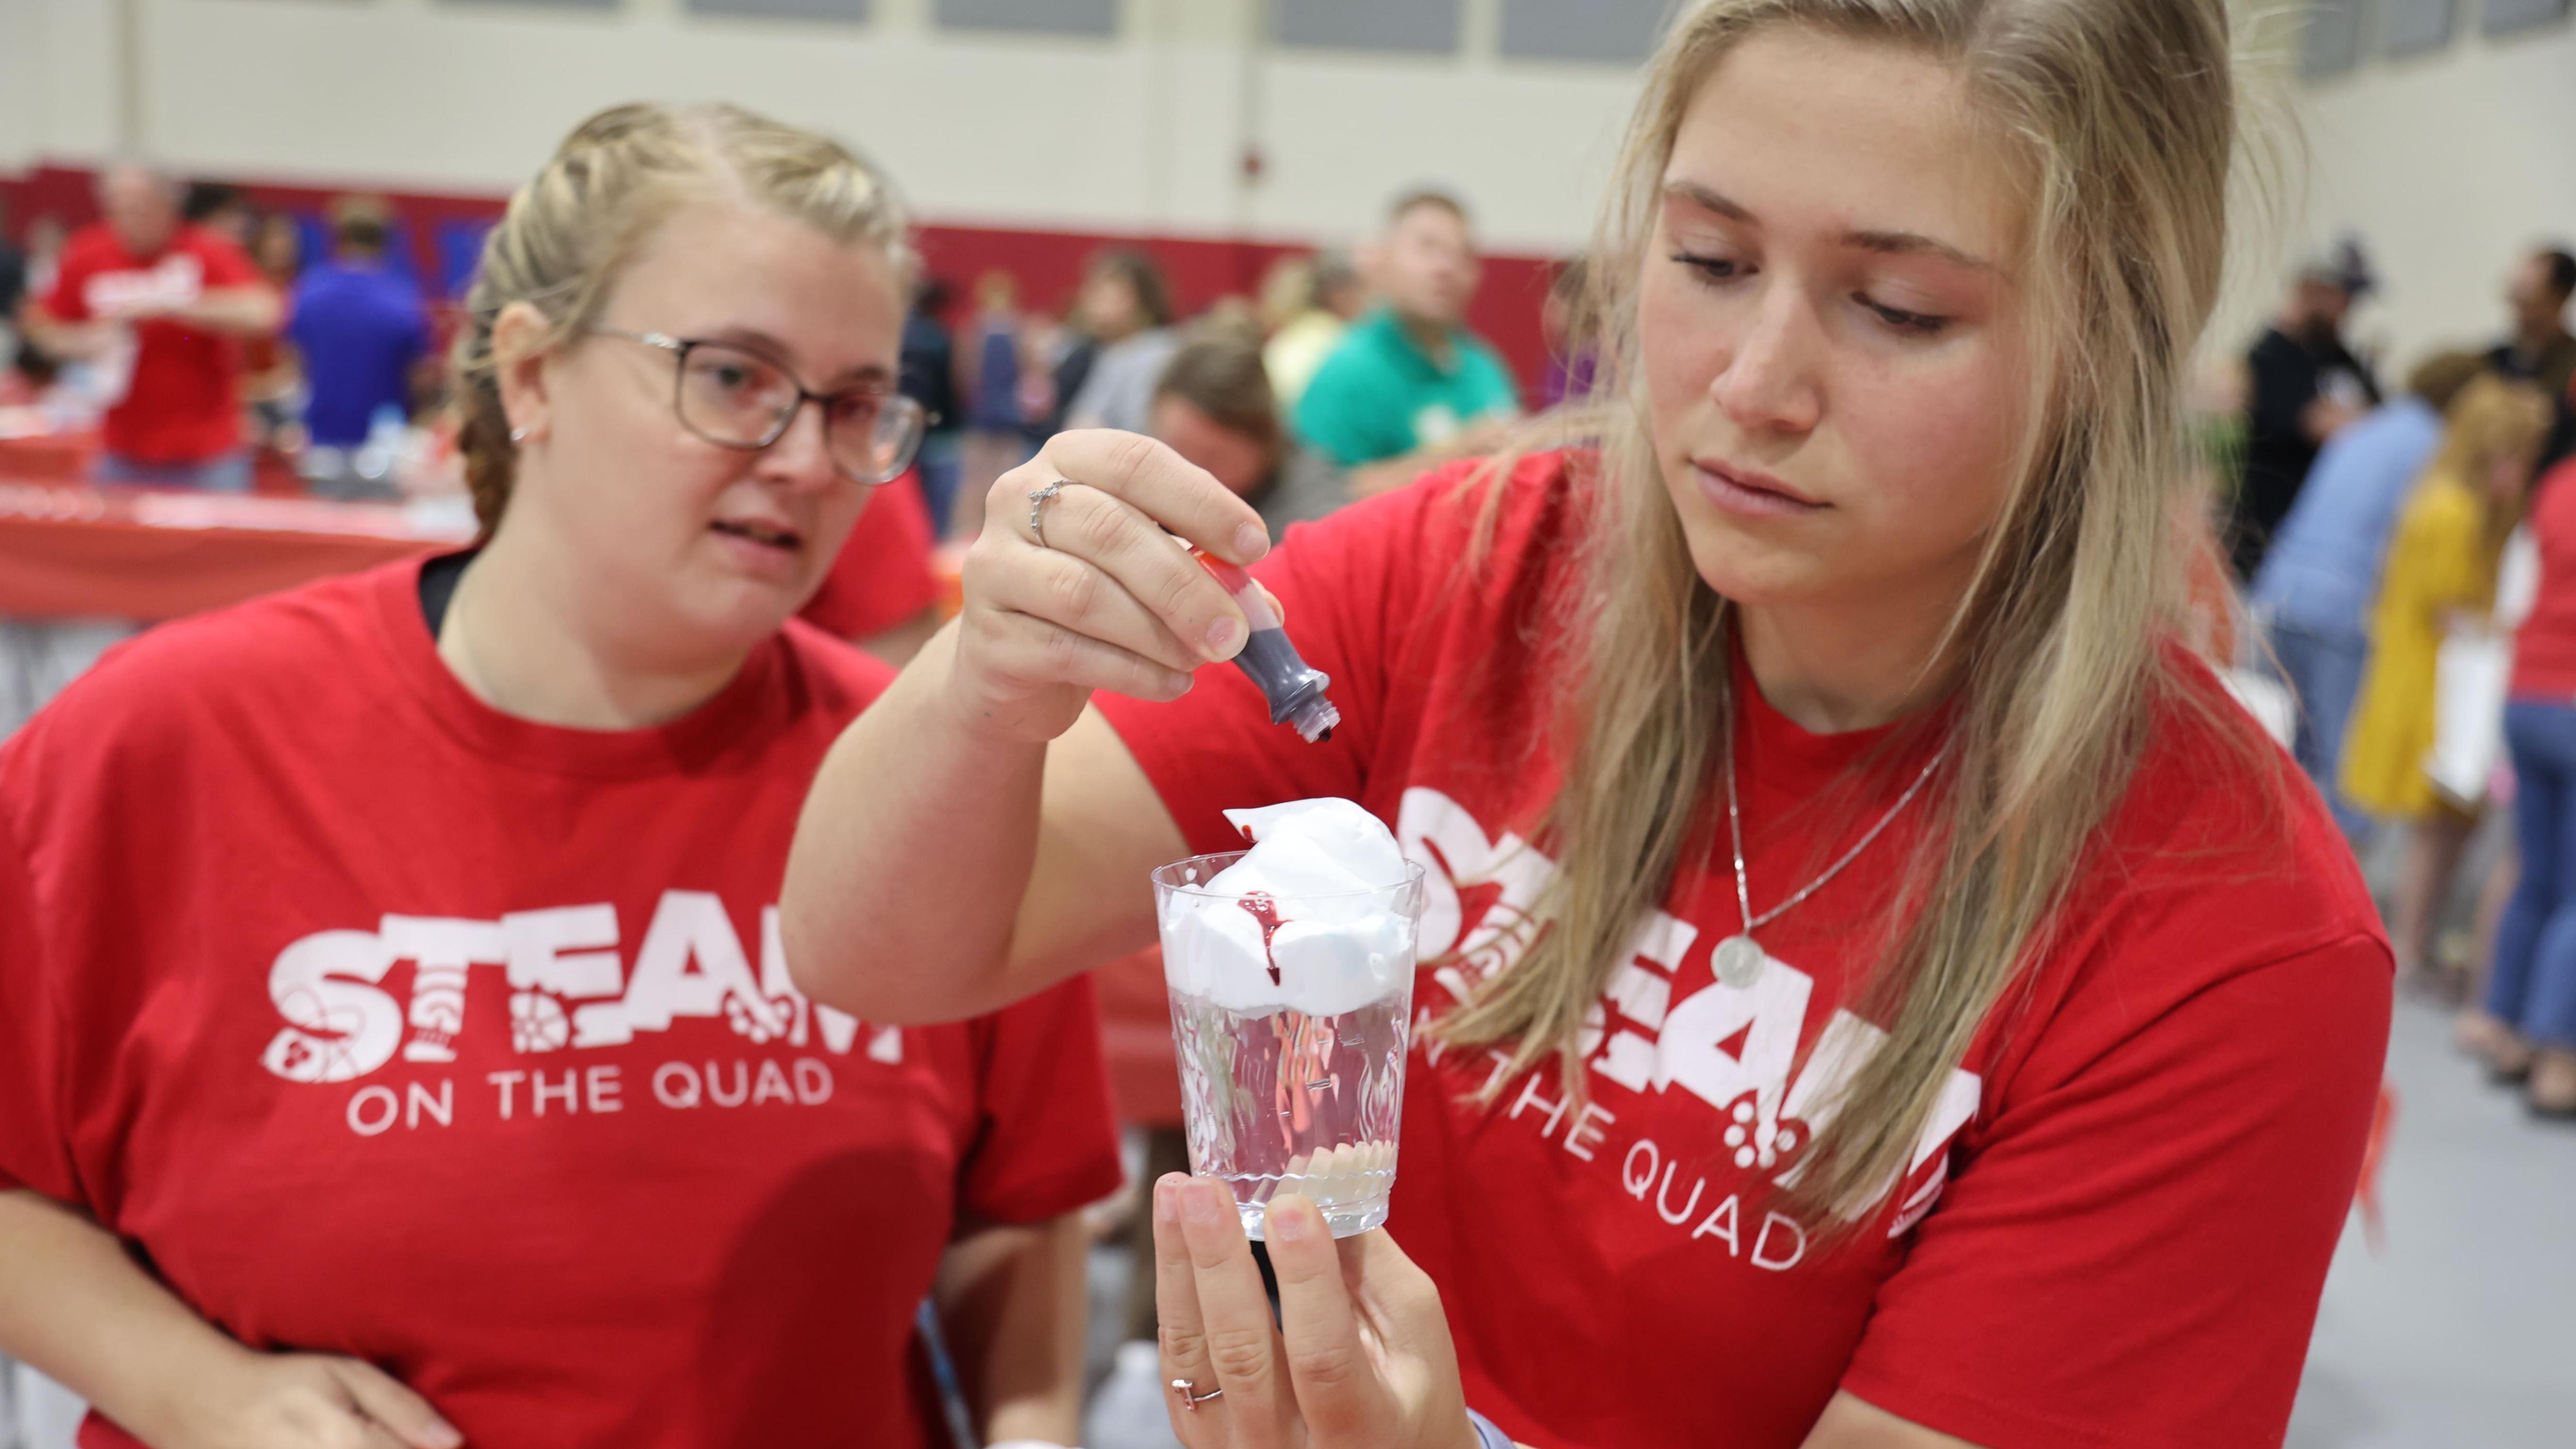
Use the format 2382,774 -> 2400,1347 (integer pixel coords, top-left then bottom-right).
1238,891 -> 1286,985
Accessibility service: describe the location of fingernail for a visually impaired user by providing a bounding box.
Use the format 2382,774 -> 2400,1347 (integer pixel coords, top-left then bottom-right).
1180,1181 -> 1224,1225
1205,616 -> 1244,659
1154,1176 -> 1179,1223
1268,1200 -> 1313,1242
426,1423 -> 463,1449
1233,523 -> 1269,562
1168,670 -> 1195,696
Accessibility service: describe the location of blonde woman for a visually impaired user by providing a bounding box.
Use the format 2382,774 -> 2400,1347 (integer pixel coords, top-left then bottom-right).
0,104 -> 1116,1447
786,2 -> 2390,1445
2339,375 -> 2554,981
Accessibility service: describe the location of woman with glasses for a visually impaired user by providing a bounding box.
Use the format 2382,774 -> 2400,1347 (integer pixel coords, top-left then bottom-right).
0,103 -> 1118,1449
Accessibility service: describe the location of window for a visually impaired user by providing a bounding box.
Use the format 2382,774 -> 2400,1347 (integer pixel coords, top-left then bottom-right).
1498,0 -> 1673,65
1271,0 -> 1463,56
2296,0 -> 2366,81
934,0 -> 1116,38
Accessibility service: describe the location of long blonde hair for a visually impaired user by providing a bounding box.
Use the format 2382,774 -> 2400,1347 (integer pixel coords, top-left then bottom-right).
2423,373 -> 2553,564
448,101 -> 914,534
1435,0 -> 2257,1227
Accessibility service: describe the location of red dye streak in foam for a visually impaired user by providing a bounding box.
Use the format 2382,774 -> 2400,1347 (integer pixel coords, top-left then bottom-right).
1238,891 -> 1285,985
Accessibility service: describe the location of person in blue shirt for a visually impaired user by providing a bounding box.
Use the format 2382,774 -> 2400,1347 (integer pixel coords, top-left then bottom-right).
2251,348 -> 2486,838
288,198 -> 429,452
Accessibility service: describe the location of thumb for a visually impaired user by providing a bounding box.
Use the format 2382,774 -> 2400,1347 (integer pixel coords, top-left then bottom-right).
325,1359 -> 462,1449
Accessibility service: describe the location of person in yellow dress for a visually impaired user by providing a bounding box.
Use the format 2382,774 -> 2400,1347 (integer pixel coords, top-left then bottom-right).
2342,373 -> 2554,978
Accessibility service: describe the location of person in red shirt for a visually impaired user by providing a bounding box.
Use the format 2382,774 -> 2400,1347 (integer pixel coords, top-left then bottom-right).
2467,452 -> 2576,1114
782,4 -> 2389,1447
20,165 -> 281,492
0,102 -> 1119,1449
799,465 -> 946,663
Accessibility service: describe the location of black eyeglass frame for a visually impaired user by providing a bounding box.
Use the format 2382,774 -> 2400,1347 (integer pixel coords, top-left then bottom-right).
590,327 -> 925,486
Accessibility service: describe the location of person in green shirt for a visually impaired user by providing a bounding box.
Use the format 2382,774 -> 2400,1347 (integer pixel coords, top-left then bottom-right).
1261,247 -> 1367,413
1294,189 -> 1519,497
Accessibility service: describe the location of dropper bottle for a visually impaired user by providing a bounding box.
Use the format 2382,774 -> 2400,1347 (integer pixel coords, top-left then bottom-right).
1192,547 -> 1340,743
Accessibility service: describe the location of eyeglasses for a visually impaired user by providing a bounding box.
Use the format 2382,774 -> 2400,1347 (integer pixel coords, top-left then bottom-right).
590,328 -> 925,486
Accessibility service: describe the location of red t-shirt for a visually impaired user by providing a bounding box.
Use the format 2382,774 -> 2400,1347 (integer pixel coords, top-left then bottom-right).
1097,452 -> 2390,1449
798,469 -> 941,641
0,560 -> 1123,1448
2510,457 -> 2576,700
1096,946 -> 1185,1128
42,222 -> 266,464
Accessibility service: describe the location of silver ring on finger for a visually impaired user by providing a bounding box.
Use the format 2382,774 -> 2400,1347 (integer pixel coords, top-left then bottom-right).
1171,1378 -> 1223,1410
1027,479 -> 1069,550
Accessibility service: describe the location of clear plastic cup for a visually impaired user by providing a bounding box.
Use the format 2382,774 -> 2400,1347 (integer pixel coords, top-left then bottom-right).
1152,850 -> 1427,1238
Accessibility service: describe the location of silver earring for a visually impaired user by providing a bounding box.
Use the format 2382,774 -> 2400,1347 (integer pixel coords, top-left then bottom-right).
509,427 -> 528,444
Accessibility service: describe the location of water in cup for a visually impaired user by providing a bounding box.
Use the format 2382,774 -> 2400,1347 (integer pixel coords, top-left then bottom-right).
1153,799 -> 1426,1238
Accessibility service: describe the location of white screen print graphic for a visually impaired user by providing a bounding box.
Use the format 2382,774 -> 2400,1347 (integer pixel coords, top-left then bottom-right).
260,891 -> 900,1085
83,253 -> 206,318
1395,785 -> 1977,1220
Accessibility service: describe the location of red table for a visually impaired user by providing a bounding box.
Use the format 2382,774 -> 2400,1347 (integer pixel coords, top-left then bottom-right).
0,478 -> 475,622
0,432 -> 101,485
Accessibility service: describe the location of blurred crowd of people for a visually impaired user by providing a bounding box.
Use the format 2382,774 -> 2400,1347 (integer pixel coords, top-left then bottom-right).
3,167 -> 1547,560
892,186 -> 1527,551
2232,242 -> 2576,1118
2,168 -> 437,501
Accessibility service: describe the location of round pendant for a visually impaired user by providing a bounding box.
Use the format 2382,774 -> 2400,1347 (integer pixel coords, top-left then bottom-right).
1713,933 -> 1766,990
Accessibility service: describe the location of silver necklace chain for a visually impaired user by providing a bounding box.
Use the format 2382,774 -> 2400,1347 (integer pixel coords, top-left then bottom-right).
1715,678 -> 1946,986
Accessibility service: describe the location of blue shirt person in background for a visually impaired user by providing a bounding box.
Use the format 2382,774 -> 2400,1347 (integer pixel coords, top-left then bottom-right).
2251,348 -> 2487,838
288,198 -> 429,450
